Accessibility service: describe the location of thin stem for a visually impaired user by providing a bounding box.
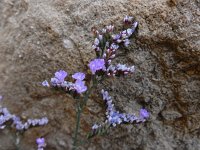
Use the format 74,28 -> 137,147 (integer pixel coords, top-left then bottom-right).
82,76 -> 97,107
72,75 -> 97,149
72,103 -> 82,150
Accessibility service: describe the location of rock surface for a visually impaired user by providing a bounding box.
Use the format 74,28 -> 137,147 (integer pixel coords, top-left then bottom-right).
0,0 -> 200,149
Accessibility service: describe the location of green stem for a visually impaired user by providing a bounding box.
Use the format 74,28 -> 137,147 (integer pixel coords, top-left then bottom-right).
72,75 -> 97,149
72,103 -> 82,150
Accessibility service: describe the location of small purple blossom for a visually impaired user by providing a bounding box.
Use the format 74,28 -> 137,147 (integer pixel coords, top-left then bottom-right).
124,39 -> 130,47
72,72 -> 85,81
42,80 -> 49,87
0,107 -> 48,131
110,43 -> 119,50
74,80 -> 87,93
116,64 -> 135,72
127,28 -> 133,36
36,138 -> 46,150
27,117 -> 49,126
106,25 -> 114,32
92,90 -> 149,129
92,124 -> 99,130
124,16 -> 133,23
106,64 -> 135,76
50,78 -> 59,86
61,81 -> 74,90
0,108 -> 13,128
108,111 -> 123,126
14,117 -> 48,130
139,109 -> 149,119
94,38 -> 99,45
112,34 -> 121,41
132,21 -> 138,29
89,59 -> 106,74
50,70 -> 68,86
98,34 -> 103,40
54,70 -> 67,82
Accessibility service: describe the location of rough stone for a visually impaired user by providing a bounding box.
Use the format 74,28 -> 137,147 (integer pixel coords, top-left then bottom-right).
0,0 -> 199,149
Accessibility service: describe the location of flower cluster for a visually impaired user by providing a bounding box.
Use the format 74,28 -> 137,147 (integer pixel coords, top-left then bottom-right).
0,107 -> 48,130
43,70 -> 88,94
44,17 -> 138,93
112,26 -> 136,47
36,138 -> 46,150
42,16 -> 149,146
92,90 -> 149,129
0,107 -> 13,129
106,64 -> 135,76
92,16 -> 137,58
102,43 -> 119,67
90,16 -> 138,78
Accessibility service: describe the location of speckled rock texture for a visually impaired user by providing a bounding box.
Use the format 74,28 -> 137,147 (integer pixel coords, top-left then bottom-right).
0,0 -> 200,150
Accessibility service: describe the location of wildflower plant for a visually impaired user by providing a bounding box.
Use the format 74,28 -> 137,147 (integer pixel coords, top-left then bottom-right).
43,16 -> 149,149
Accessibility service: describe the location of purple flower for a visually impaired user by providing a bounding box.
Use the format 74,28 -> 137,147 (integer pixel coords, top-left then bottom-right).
50,70 -> 68,86
99,90 -> 149,128
124,16 -> 133,23
36,138 -> 45,145
124,39 -> 130,47
74,80 -> 87,93
139,109 -> 149,119
132,21 -> 138,29
106,25 -> 114,32
94,38 -> 99,45
88,59 -> 106,74
36,138 -> 46,150
72,72 -> 85,81
112,34 -> 121,40
108,111 -> 122,126
98,34 -> 103,41
92,124 -> 99,130
0,107 -> 48,131
127,28 -> 133,36
12,116 -> 21,124
27,117 -> 49,127
110,43 -> 119,50
38,117 -> 49,125
54,70 -> 67,82
42,80 -> 49,87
